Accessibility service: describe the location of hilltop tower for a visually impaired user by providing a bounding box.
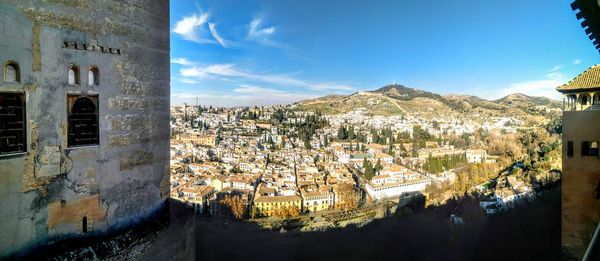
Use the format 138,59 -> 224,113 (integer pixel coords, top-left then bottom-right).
0,1 -> 170,257
557,64 -> 600,257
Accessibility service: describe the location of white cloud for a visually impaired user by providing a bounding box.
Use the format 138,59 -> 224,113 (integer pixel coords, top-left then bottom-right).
547,65 -> 563,72
247,18 -> 279,47
573,59 -> 582,65
490,70 -> 569,100
233,84 -> 285,94
497,79 -> 563,100
180,78 -> 199,84
472,64 -> 577,100
180,64 -> 238,79
179,63 -> 355,92
171,90 -> 317,107
208,23 -> 227,47
249,18 -> 275,37
173,13 -> 214,44
171,57 -> 194,65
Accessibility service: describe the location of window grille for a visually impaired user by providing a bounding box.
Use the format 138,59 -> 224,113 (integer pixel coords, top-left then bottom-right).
68,95 -> 98,147
0,93 -> 26,155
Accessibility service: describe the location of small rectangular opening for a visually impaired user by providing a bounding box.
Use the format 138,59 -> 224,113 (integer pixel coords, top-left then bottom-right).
567,141 -> 573,158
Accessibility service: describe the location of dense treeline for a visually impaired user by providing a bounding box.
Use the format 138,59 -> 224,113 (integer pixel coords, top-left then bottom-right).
423,153 -> 467,174
285,110 -> 328,148
361,158 -> 383,180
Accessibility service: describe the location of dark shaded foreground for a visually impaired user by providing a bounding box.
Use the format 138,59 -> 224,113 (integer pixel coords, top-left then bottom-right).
24,185 -> 560,261
146,186 -> 560,261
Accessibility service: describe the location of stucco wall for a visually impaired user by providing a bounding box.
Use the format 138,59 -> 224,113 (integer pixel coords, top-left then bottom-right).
0,0 -> 169,257
562,110 -> 600,258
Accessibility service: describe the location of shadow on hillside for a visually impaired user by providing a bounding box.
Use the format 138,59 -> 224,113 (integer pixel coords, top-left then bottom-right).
22,185 -> 560,261
144,186 -> 560,261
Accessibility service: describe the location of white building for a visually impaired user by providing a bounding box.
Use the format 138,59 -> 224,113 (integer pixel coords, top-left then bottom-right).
365,178 -> 431,201
466,149 -> 487,163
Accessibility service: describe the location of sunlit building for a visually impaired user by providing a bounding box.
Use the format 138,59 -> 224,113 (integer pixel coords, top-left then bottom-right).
557,64 -> 600,258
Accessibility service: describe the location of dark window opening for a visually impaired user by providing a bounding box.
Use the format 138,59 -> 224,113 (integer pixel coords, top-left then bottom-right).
591,142 -> 599,157
583,141 -> 591,156
583,141 -> 599,157
82,216 -> 88,233
567,141 -> 574,158
68,95 -> 99,147
0,93 -> 26,155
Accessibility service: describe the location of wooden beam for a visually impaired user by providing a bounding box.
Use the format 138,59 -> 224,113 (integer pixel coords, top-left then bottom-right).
586,27 -> 593,35
582,20 -> 589,28
570,1 -> 578,11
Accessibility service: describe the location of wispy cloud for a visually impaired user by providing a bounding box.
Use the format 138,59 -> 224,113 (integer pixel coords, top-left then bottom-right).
171,57 -> 194,65
180,63 -> 355,91
180,64 -> 238,79
249,18 -> 275,37
547,65 -> 563,72
498,79 -> 563,100
173,13 -> 213,44
180,78 -> 200,84
171,88 -> 317,107
208,23 -> 227,47
247,18 -> 280,47
474,61 -> 583,100
233,84 -> 286,94
494,70 -> 568,100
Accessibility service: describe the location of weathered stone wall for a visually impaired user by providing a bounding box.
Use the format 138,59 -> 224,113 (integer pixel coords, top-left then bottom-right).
0,0 -> 170,257
562,110 -> 600,258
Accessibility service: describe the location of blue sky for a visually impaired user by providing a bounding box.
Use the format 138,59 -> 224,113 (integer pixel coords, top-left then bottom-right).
170,0 -> 600,107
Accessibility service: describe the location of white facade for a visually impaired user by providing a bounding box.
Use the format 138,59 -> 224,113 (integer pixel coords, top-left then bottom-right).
365,179 -> 431,200
466,149 -> 487,163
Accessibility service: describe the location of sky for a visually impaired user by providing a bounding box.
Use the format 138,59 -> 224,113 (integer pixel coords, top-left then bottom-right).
170,0 -> 600,107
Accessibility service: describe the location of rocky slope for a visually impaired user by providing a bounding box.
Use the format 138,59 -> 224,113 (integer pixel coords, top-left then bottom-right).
294,84 -> 561,122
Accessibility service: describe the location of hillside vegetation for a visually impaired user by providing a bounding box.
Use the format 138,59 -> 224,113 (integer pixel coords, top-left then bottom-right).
294,84 -> 562,122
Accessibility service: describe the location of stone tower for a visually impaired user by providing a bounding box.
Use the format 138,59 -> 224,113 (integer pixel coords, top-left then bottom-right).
557,64 -> 600,258
0,0 -> 170,257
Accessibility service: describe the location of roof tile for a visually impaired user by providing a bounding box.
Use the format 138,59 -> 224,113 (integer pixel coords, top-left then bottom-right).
557,64 -> 600,92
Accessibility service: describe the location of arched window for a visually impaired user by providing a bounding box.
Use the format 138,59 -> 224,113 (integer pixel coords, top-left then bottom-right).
68,64 -> 80,85
0,93 -> 26,155
88,66 -> 99,86
4,62 -> 20,83
582,95 -> 589,106
68,95 -> 98,147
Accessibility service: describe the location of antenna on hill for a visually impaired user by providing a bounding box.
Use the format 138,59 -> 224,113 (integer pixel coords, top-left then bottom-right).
392,78 -> 396,86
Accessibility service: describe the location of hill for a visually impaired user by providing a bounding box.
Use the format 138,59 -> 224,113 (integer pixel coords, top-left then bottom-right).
495,93 -> 561,110
294,84 -> 561,121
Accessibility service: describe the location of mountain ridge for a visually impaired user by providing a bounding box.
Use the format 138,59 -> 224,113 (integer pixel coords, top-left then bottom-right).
294,84 -> 561,120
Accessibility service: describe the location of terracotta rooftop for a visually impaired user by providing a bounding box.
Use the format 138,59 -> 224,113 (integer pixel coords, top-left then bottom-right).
557,64 -> 600,92
254,194 -> 301,203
